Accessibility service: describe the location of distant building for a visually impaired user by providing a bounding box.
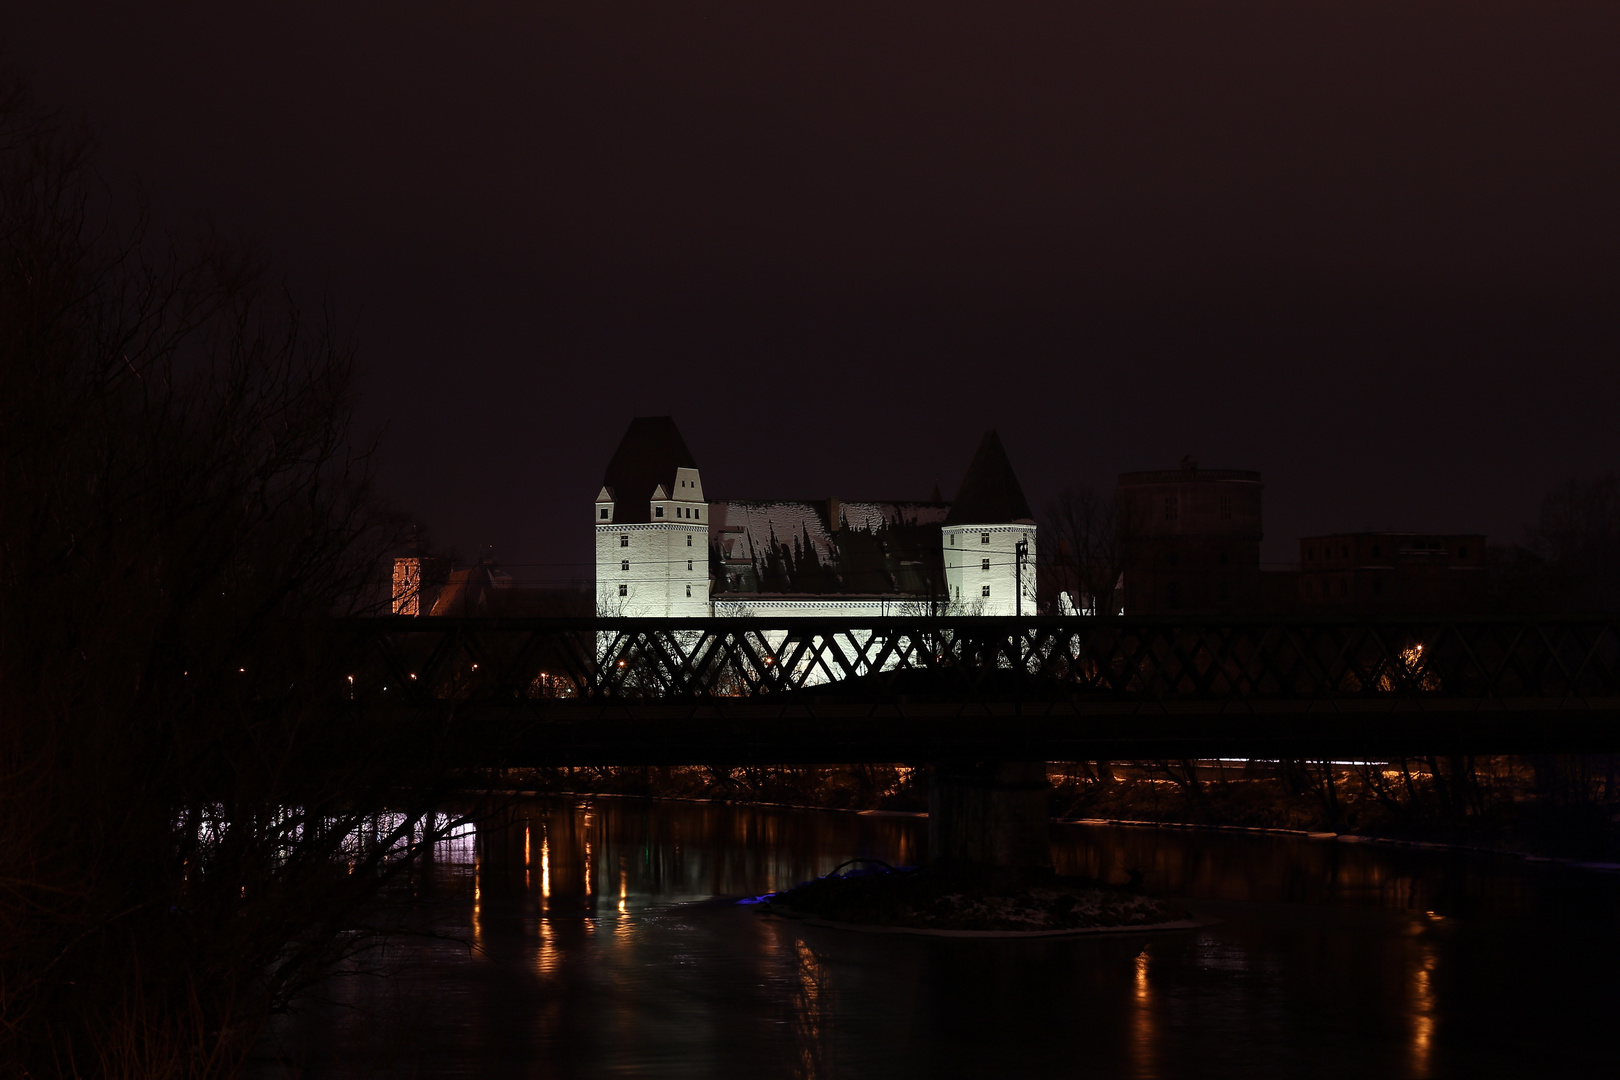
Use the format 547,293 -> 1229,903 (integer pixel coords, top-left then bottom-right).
593,417 -> 1036,617
390,554 -> 593,617
1117,459 -> 1263,615
391,548 -> 448,616
1297,533 -> 1487,614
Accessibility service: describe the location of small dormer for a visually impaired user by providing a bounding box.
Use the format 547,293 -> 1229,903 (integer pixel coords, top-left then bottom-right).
674,466 -> 705,504
650,483 -> 671,520
595,485 -> 615,524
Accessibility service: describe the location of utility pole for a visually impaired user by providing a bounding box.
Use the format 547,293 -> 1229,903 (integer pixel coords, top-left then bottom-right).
1015,537 -> 1029,617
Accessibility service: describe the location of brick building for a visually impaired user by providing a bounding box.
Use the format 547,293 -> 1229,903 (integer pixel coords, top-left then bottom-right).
1298,533 -> 1487,614
1117,460 -> 1263,615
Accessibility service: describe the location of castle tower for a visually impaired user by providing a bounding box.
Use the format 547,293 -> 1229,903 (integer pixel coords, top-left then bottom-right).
942,430 -> 1037,616
595,416 -> 710,616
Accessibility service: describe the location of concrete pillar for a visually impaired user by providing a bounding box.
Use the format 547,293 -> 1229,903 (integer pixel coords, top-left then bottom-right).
927,761 -> 1052,874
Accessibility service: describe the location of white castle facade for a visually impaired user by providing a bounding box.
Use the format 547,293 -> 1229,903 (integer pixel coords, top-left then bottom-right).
594,417 -> 1037,618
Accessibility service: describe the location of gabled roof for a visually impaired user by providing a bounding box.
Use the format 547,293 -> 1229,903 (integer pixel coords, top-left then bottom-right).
945,430 -> 1034,525
600,416 -> 699,524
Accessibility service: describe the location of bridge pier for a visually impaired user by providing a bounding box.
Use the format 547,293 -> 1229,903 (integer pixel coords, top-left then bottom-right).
927,761 -> 1051,877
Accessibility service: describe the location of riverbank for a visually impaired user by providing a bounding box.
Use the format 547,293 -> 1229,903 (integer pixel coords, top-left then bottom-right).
492,756 -> 1620,863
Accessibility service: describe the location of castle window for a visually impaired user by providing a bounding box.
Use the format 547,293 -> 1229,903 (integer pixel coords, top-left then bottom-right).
981,558 -> 990,571
686,584 -> 692,596
1373,578 -> 1383,595
950,534 -> 955,545
980,532 -> 990,544
687,560 -> 693,570
619,583 -> 627,597
1459,545 -> 1469,559
620,535 -> 629,548
1372,545 -> 1381,558
981,585 -> 991,597
1165,496 -> 1178,523
1220,496 -> 1232,520
621,560 -> 629,571
599,508 -> 608,519
656,506 -> 664,518
686,535 -> 692,546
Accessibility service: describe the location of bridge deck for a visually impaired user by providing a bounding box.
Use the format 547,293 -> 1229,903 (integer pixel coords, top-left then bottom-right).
335,615 -> 1620,763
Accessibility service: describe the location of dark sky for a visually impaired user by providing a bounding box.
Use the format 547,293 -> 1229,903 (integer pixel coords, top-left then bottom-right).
9,2 -> 1618,580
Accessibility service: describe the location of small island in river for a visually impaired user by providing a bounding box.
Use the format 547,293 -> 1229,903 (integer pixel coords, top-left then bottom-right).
758,861 -> 1193,937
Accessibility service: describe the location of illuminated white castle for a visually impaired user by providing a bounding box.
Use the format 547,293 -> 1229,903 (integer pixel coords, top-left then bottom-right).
594,417 -> 1037,618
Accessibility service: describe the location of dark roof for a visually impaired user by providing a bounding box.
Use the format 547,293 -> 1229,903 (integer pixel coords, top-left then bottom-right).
601,416 -> 699,525
945,430 -> 1034,525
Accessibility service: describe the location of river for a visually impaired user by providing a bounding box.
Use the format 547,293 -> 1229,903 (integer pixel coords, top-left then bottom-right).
253,797 -> 1620,1078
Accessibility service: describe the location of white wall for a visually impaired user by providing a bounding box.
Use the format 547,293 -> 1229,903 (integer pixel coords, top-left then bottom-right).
711,596 -> 937,619
942,523 -> 1038,616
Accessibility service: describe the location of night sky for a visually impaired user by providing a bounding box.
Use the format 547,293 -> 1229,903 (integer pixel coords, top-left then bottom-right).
9,2 -> 1617,581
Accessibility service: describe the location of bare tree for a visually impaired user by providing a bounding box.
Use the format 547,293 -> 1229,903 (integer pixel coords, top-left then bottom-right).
1491,473 -> 1620,613
0,73 -> 465,1077
1042,484 -> 1122,615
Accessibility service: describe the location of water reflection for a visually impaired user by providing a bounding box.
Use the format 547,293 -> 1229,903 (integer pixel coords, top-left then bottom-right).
791,939 -> 829,1080
1131,946 -> 1157,1079
1410,935 -> 1437,1078
255,799 -> 1620,1080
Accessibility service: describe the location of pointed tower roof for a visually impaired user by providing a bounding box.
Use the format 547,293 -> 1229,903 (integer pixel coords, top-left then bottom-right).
945,430 -> 1034,525
601,416 -> 700,524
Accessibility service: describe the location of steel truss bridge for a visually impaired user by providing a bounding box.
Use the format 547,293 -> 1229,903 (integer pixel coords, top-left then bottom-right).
336,616 -> 1620,764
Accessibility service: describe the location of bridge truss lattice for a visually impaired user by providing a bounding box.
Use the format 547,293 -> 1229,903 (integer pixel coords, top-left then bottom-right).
340,616 -> 1620,713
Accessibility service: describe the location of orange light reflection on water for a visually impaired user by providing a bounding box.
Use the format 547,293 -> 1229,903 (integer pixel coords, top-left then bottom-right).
791,938 -> 828,1080
1132,947 -> 1157,1078
471,859 -> 483,953
1410,934 -> 1437,1078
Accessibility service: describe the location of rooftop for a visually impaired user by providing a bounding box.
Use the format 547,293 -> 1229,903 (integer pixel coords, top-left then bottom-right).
945,430 -> 1034,525
600,416 -> 700,525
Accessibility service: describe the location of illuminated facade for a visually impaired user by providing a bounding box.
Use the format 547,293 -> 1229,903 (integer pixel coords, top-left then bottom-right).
594,417 -> 1035,617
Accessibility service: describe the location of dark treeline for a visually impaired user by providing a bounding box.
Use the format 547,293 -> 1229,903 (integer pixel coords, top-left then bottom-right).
0,75 -> 468,1077
1491,474 -> 1620,614
1050,755 -> 1620,859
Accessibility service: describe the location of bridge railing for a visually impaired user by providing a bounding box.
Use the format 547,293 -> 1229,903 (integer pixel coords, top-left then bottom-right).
330,616 -> 1620,711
